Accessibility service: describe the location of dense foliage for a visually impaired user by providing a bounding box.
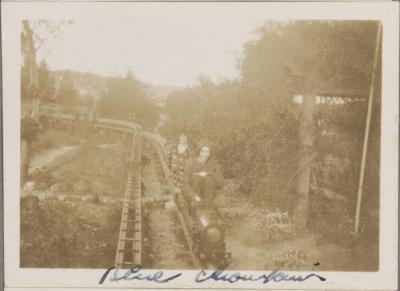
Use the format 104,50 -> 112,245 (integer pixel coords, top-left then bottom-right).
97,73 -> 159,130
164,20 -> 381,218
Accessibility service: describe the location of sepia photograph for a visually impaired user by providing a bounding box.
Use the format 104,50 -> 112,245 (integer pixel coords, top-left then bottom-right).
2,2 -> 399,290
19,17 -> 383,271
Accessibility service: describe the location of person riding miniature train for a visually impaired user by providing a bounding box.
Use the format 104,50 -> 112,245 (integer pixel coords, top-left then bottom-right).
183,140 -> 224,203
167,133 -> 193,192
177,140 -> 229,265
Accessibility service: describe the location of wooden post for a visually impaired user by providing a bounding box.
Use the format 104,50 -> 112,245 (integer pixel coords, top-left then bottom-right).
354,22 -> 382,238
293,94 -> 315,229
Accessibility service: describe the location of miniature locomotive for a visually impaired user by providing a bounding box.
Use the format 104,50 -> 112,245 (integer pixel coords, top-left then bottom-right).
176,191 -> 230,267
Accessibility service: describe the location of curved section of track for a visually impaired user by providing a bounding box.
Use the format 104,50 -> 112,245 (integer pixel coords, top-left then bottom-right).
30,107 -> 201,268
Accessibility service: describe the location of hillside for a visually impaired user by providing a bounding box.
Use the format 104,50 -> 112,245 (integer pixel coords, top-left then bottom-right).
52,70 -> 180,106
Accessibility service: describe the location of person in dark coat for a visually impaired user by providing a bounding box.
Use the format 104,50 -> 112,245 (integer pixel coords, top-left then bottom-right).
183,140 -> 224,202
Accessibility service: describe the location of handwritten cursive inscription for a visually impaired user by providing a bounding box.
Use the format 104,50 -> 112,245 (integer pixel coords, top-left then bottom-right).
195,264 -> 326,284
99,266 -> 182,284
99,264 -> 326,285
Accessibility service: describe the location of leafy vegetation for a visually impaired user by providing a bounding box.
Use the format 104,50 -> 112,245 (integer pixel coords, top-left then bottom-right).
21,133 -> 128,268
97,72 -> 159,130
21,196 -> 121,268
164,20 -> 381,224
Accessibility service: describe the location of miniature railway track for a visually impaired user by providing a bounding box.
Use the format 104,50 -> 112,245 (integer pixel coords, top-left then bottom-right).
142,135 -> 201,268
115,130 -> 143,268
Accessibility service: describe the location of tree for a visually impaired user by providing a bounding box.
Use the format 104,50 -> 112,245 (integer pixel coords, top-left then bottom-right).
21,20 -> 73,102
37,61 -> 56,102
20,20 -> 71,185
97,72 -> 159,130
163,20 -> 381,219
57,76 -> 80,108
241,20 -> 378,98
21,20 -> 39,101
238,20 -> 380,229
21,21 -> 40,185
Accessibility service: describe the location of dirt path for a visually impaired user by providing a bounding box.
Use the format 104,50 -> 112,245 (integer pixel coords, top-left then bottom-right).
147,208 -> 193,269
142,153 -> 164,198
29,145 -> 78,174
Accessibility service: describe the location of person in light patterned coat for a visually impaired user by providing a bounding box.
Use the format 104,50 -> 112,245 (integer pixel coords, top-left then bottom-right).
167,133 -> 193,192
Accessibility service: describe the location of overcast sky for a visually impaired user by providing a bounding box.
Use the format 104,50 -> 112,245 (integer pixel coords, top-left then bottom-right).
37,5 -> 272,88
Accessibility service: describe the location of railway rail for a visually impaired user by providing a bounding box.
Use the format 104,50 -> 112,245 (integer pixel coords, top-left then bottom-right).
144,136 -> 202,268
115,129 -> 143,268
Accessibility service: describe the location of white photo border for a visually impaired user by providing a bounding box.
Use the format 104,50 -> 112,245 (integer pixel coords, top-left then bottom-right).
2,2 -> 399,290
